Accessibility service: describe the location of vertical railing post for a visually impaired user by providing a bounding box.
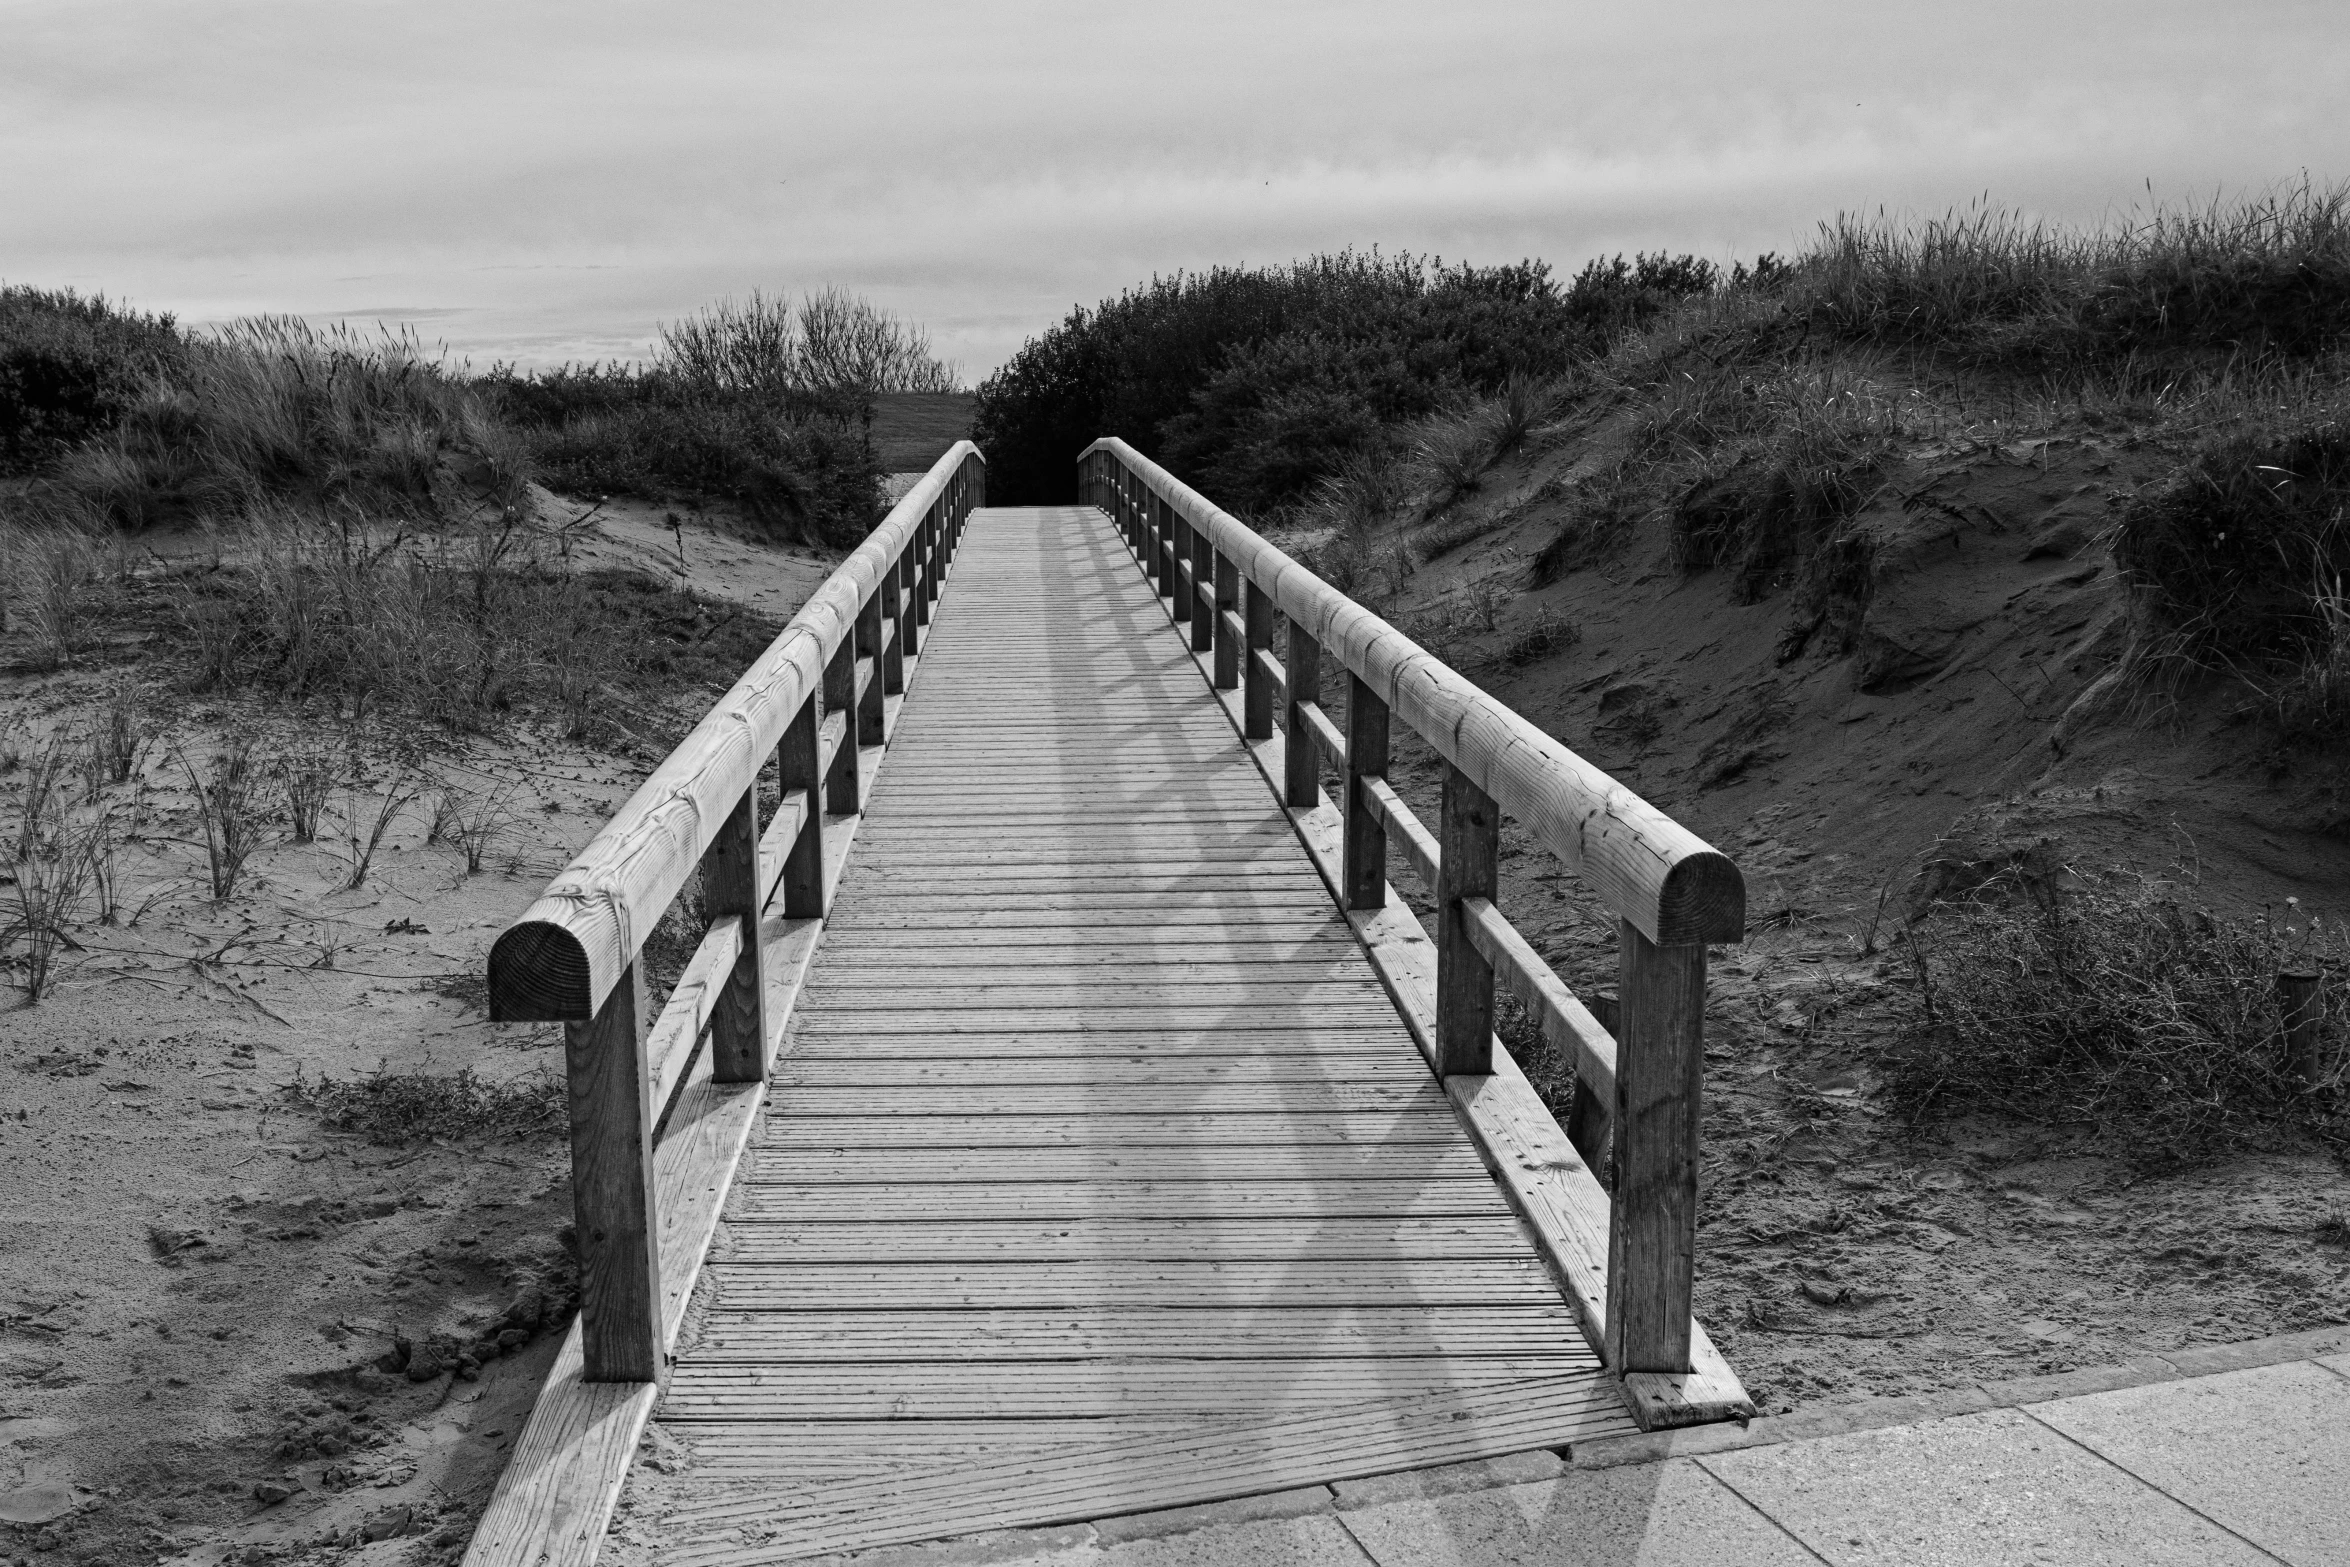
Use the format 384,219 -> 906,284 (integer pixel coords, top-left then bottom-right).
565,962 -> 660,1381
1154,492 -> 1175,600
898,544 -> 922,659
778,694 -> 825,919
855,590 -> 886,744
916,504 -> 938,625
1190,525 -> 1216,653
1341,675 -> 1389,909
1170,501 -> 1196,626
1283,620 -> 1320,807
880,548 -> 907,696
699,784 -> 768,1083
823,635 -> 860,814
1242,580 -> 1274,739
1212,550 -> 1240,689
1607,925 -> 1705,1374
1435,766 -> 1497,1077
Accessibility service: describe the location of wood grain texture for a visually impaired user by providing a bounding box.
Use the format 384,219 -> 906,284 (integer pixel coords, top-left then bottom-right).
1151,574 -> 1753,1432
1082,439 -> 1743,945
1435,764 -> 1498,1078
489,444 -> 981,1022
564,962 -> 660,1382
1607,919 -> 1705,1375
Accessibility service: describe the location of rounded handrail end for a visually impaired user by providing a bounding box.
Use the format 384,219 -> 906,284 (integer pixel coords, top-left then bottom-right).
1656,850 -> 1747,948
489,920 -> 596,1023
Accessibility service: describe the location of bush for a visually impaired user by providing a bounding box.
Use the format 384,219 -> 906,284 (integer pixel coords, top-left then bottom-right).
974,250 -> 1720,511
285,1065 -> 566,1144
0,287 -> 186,476
2115,417 -> 2350,696
1887,874 -> 2346,1161
527,398 -> 881,548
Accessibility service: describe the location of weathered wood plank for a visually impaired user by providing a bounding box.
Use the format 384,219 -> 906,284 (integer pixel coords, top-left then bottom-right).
715,1214 -> 1542,1263
682,1305 -> 1583,1361
703,1256 -> 1560,1311
725,1178 -> 1515,1221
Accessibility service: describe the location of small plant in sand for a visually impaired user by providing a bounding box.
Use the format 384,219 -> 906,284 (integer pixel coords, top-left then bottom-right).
13,740 -> 70,861
437,780 -> 517,874
338,772 -> 418,891
1501,607 -> 1581,667
80,685 -> 152,798
3,832 -> 90,1002
25,532 -> 99,669
177,735 -> 262,901
276,747 -> 334,844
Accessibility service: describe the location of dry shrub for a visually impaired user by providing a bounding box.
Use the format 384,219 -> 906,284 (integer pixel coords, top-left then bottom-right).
1888,872 -> 2347,1161
2114,416 -> 2350,742
1502,607 -> 1582,666
285,1065 -> 565,1145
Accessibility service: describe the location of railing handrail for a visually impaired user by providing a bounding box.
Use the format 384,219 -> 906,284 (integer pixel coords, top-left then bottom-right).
490,441 -> 984,1022
1079,437 -> 1743,948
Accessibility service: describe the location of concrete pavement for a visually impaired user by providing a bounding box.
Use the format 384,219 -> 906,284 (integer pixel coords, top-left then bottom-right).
788,1326 -> 2350,1567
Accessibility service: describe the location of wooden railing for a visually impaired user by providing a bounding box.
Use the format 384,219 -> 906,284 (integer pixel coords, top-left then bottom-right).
1080,438 -> 1747,1416
487,443 -> 983,1383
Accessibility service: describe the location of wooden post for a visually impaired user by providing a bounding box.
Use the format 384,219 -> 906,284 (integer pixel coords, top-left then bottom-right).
1154,494 -> 1175,599
2283,969 -> 2325,1087
880,552 -> 906,696
898,547 -> 921,659
778,695 -> 824,919
698,784 -> 768,1083
1342,674 -> 1389,909
823,636 -> 859,815
1607,922 -> 1704,1374
565,961 -> 661,1381
1171,507 -> 1196,625
915,507 -> 936,626
1284,619 -> 1321,808
1190,527 -> 1215,653
855,591 -> 886,744
1243,581 -> 1274,739
1213,550 -> 1240,690
1435,765 -> 1498,1077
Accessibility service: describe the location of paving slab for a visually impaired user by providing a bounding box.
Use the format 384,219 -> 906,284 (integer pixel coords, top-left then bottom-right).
1697,1406 -> 2275,1566
1334,1459 -> 1818,1567
1330,1451 -> 1563,1509
2026,1357 -> 2350,1566
1091,1515 -> 1373,1567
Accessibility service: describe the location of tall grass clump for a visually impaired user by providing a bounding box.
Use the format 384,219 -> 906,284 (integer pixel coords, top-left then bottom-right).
1791,181 -> 2350,366
284,1065 -> 566,1144
2113,415 -> 2350,740
1887,873 -> 2346,1161
36,318 -> 505,531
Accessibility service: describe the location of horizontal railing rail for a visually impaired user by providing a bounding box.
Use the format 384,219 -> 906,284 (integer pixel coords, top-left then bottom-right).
1081,438 -> 1745,1418
488,442 -> 982,1383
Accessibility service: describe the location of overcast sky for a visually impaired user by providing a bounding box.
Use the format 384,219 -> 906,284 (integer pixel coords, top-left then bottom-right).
7,1 -> 2346,380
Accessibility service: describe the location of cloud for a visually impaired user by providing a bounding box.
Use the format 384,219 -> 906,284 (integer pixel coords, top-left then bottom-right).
4,0 -> 2344,374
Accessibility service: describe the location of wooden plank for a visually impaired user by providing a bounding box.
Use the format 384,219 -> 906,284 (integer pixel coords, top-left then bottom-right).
762,1082 -> 1443,1114
740,1145 -> 1493,1183
703,1257 -> 1560,1311
752,1113 -> 1466,1149
716,1214 -> 1543,1263
660,1356 -> 1581,1420
682,1305 -> 1582,1361
726,1179 -> 1515,1222
1435,764 -> 1498,1077
658,1374 -> 1633,1563
564,963 -> 660,1382
771,1055 -> 1427,1086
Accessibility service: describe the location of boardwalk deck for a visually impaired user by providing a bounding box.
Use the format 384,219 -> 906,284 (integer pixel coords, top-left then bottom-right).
634,509 -> 1636,1561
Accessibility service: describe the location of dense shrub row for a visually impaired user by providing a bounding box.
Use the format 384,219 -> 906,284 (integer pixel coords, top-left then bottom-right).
972,250 -> 1726,510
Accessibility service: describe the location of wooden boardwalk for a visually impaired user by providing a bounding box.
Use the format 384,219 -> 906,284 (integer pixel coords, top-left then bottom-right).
642,508 -> 1636,1559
